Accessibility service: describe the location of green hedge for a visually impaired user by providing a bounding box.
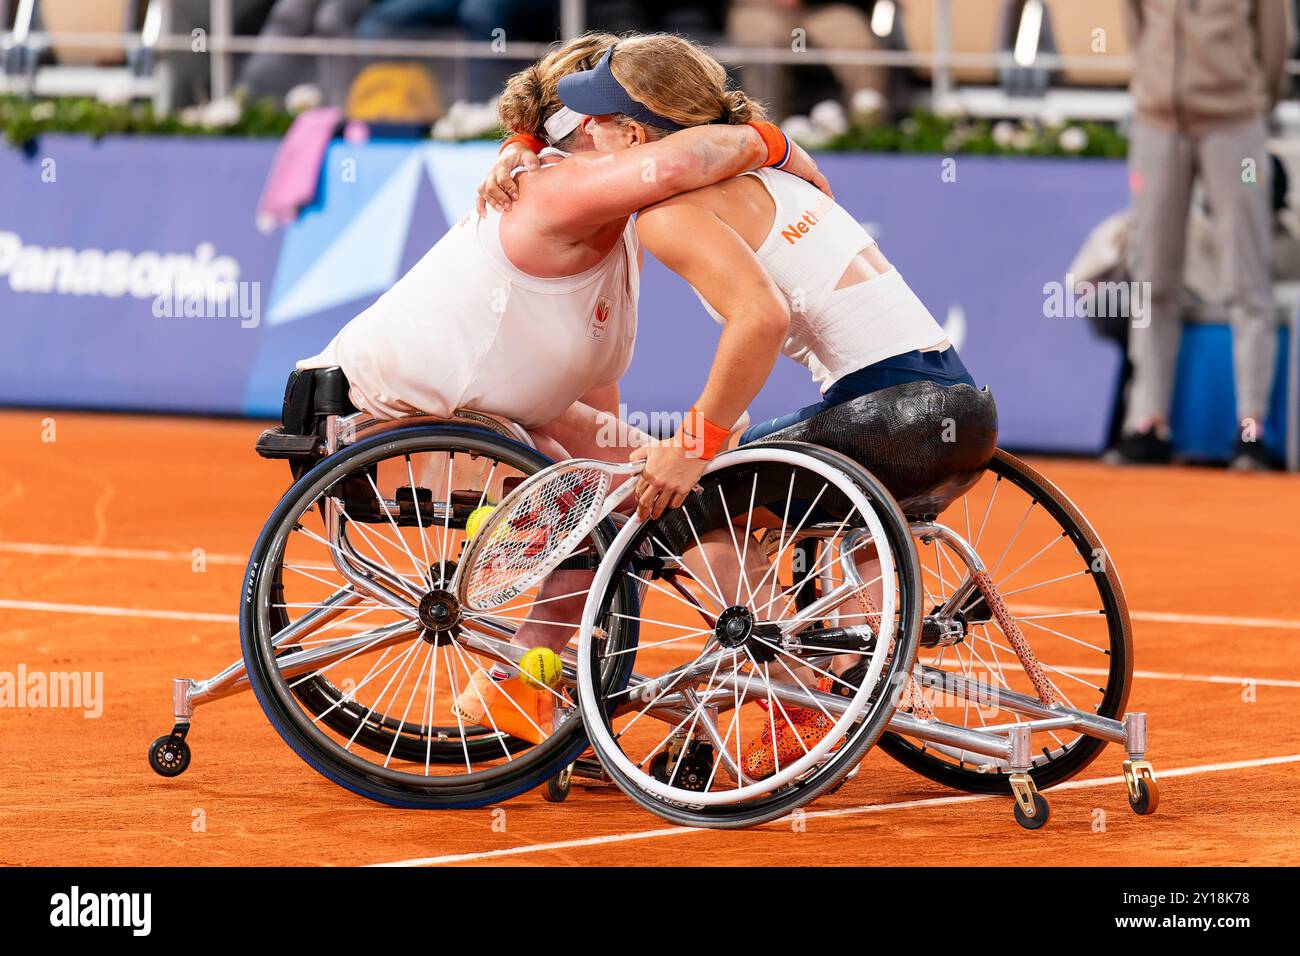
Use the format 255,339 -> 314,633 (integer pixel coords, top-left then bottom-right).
0,95 -> 294,147
824,110 -> 1128,158
1,95 -> 1128,158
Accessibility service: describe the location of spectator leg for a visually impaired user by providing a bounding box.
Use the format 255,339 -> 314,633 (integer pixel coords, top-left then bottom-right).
1198,117 -> 1277,430
355,0 -> 460,38
727,0 -> 791,118
458,0 -> 556,101
236,0 -> 322,101
315,0 -> 371,106
803,3 -> 889,100
1124,120 -> 1196,433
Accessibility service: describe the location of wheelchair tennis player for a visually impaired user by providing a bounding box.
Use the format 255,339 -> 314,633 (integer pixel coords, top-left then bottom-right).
290,33 -> 830,745
494,34 -> 996,776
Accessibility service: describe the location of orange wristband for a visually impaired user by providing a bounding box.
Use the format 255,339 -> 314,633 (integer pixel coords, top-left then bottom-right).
499,132 -> 545,155
679,406 -> 730,461
747,121 -> 792,169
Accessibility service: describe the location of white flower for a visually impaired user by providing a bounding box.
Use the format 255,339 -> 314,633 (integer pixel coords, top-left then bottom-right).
942,127 -> 971,152
1011,128 -> 1035,151
285,84 -> 323,114
96,76 -> 133,106
809,99 -> 848,136
466,102 -> 500,137
178,105 -> 204,127
849,87 -> 884,119
432,116 -> 458,140
934,98 -> 965,120
1039,108 -> 1065,129
201,97 -> 242,128
437,99 -> 501,140
992,120 -> 1017,148
781,115 -> 830,149
30,102 -> 55,122
1058,126 -> 1088,152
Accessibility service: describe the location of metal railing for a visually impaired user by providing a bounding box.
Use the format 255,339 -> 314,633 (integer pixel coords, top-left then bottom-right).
3,0 -> 1298,114
2,0 -> 1135,109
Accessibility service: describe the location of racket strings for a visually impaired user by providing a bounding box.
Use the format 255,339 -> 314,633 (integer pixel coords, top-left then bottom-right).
465,465 -> 609,609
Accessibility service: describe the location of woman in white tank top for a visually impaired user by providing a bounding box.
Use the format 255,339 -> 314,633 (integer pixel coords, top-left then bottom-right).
293,36 -> 832,735
510,34 -> 983,772
298,32 -> 830,467
540,36 -> 977,518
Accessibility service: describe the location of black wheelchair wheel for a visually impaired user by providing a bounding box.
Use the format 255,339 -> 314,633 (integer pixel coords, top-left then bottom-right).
241,424 -> 638,809
879,450 -> 1132,794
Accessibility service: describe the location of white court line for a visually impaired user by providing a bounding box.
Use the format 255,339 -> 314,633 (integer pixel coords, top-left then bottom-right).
6,540 -> 1300,631
1015,602 -> 1300,632
1064,665 -> 1300,689
1,600 -> 1297,687
1129,610 -> 1300,630
0,598 -> 237,624
371,753 -> 1300,868
0,541 -> 246,565
0,597 -> 380,631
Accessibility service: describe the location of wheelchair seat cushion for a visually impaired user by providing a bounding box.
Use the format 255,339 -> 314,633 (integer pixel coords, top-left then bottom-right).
755,381 -> 998,518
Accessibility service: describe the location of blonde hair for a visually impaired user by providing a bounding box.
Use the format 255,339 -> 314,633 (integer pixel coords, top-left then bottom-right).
498,32 -> 618,145
607,34 -> 766,136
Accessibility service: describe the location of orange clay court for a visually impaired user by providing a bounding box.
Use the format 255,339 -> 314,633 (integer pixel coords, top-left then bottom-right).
1,407 -> 1298,868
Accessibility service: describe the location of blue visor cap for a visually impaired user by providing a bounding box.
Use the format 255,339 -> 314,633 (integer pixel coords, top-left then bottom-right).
557,47 -> 684,132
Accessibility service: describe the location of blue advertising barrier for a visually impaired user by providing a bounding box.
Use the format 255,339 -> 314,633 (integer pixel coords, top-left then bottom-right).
0,135 -> 1128,452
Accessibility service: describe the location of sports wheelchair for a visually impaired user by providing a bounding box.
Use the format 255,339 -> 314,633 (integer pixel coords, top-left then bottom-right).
148,368 -> 1157,831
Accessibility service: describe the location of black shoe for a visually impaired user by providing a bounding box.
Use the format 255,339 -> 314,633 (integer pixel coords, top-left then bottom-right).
1106,428 -> 1172,465
1229,436 -> 1281,471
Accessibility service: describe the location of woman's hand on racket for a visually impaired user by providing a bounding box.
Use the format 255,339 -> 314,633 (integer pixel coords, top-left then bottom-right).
630,437 -> 708,521
780,140 -> 834,199
477,143 -> 541,215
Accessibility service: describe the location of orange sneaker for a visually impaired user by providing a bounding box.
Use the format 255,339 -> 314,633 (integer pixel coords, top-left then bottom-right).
742,679 -> 837,780
452,672 -> 554,745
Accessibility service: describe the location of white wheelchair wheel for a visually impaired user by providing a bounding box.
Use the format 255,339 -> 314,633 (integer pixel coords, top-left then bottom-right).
576,444 -> 922,828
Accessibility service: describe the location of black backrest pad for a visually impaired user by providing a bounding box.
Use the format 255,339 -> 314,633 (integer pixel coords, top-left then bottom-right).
279,366 -> 358,435
280,368 -> 316,434
312,366 -> 357,415
757,381 -> 999,518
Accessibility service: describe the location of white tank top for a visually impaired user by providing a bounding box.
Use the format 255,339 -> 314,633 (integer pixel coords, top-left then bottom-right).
692,168 -> 946,392
299,178 -> 639,428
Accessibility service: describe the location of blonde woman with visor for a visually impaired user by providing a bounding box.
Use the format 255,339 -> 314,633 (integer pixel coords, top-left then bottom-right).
494,34 -> 989,776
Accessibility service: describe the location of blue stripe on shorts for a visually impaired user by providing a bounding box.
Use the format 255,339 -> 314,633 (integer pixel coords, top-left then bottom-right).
740,347 -> 976,445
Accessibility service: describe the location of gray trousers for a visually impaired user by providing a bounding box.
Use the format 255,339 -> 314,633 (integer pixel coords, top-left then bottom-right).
237,0 -> 370,106
1126,117 -> 1277,429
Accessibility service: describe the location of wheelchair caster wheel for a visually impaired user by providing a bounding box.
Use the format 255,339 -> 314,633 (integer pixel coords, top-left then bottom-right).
649,743 -> 712,791
148,732 -> 191,778
1009,771 -> 1049,830
1128,777 -> 1160,816
1123,759 -> 1159,815
1013,793 -> 1050,830
543,764 -> 573,803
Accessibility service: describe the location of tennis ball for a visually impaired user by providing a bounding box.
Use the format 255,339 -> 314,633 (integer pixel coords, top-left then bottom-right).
518,647 -> 563,690
465,504 -> 495,539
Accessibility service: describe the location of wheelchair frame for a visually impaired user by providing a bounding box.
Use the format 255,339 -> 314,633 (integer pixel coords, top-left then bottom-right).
151,406 -> 1157,829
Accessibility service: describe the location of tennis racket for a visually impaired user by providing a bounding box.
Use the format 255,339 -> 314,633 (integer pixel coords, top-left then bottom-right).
457,459 -> 644,612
